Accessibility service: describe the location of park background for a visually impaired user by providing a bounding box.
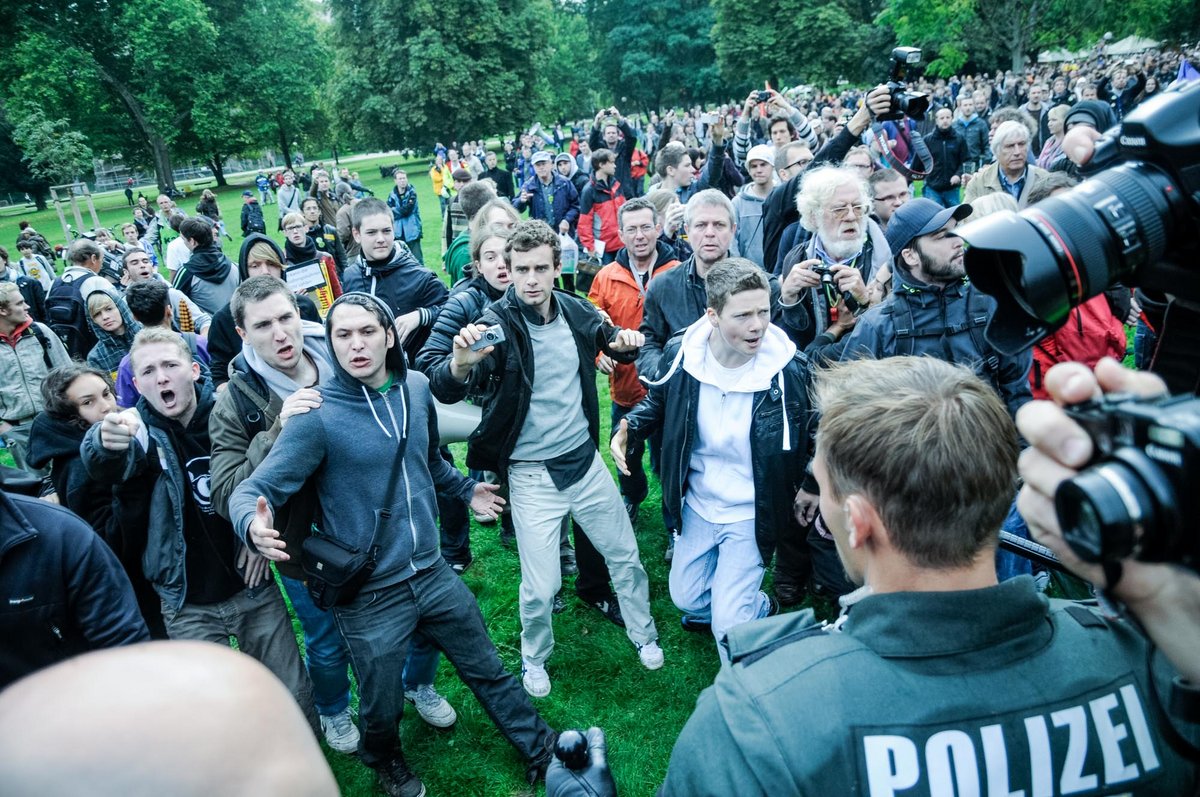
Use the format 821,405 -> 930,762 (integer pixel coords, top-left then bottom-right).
0,0 -> 1192,793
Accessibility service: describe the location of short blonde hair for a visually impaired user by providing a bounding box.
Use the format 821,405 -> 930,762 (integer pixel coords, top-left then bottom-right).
87,292 -> 117,317
247,242 -> 283,270
130,327 -> 192,369
962,192 -> 1019,223
0,281 -> 22,311
282,212 -> 306,229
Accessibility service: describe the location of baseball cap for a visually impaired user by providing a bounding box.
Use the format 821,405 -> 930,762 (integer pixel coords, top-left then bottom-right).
554,152 -> 573,164
531,151 -> 553,165
745,144 -> 775,168
242,190 -> 253,197
885,197 -> 973,255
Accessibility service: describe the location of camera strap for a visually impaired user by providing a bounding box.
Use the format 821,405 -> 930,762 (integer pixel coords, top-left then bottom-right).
870,126 -> 930,181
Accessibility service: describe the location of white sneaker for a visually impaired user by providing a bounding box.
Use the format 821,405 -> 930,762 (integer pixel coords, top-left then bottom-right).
404,684 -> 458,728
320,707 -> 360,753
522,659 -> 552,697
637,640 -> 665,670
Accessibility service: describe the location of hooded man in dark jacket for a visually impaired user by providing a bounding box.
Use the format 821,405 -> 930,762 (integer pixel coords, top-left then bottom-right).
0,487 -> 148,690
230,292 -> 554,797
922,108 -> 969,208
342,199 -> 449,364
81,326 -> 317,730
172,217 -> 240,315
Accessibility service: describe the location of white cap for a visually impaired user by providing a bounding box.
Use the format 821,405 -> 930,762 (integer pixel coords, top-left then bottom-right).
746,144 -> 775,168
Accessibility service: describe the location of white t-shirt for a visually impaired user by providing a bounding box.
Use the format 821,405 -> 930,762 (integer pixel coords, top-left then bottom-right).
685,349 -> 756,524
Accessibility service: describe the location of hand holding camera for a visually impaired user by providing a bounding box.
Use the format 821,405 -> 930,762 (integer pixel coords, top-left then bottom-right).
451,323 -> 502,379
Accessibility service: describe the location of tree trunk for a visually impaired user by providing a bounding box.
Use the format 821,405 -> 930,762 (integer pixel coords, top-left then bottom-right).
150,135 -> 176,193
277,122 -> 293,171
94,62 -> 180,193
207,155 -> 227,187
32,190 -> 47,211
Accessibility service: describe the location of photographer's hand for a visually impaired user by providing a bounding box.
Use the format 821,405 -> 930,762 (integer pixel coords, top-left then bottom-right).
450,323 -> 495,381
1016,358 -> 1200,682
781,259 -> 822,304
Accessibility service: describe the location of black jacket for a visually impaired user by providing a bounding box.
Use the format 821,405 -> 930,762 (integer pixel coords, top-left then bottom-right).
622,331 -> 814,564
925,126 -> 969,191
414,275 -> 506,403
428,288 -> 635,474
27,412 -> 115,538
589,119 -> 639,199
0,491 -> 148,689
342,243 -> 449,363
482,166 -> 515,199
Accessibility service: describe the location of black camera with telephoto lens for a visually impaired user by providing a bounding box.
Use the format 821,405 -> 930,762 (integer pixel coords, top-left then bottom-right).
878,47 -> 930,122
1055,393 -> 1200,573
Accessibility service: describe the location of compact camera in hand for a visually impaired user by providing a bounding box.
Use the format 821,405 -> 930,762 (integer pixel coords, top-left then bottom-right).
1055,393 -> 1199,573
469,326 -> 506,352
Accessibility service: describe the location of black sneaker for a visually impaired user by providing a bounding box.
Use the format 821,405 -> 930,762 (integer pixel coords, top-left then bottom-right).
765,592 -> 780,617
525,735 -> 557,785
624,499 -> 640,527
500,526 -> 517,549
377,757 -> 426,797
448,558 -> 472,575
552,589 -> 567,614
584,597 -> 626,628
773,582 -> 806,608
680,615 -> 711,634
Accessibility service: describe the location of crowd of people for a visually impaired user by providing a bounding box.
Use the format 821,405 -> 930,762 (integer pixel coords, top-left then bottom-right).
1,40 -> 1198,797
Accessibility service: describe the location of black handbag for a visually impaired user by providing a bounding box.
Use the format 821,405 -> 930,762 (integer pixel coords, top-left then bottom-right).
302,385 -> 409,610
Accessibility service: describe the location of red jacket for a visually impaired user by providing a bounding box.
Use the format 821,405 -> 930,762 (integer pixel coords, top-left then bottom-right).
578,177 -> 625,255
1030,294 -> 1127,399
587,241 -> 679,407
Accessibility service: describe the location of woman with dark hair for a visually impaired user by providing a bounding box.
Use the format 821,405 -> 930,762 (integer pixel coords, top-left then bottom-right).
28,363 -> 167,637
195,188 -> 231,241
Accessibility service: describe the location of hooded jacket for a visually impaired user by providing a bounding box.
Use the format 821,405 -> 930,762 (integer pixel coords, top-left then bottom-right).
81,379 -> 234,611
342,242 -> 448,362
731,185 -> 770,269
0,491 -> 148,690
414,274 -> 506,405
587,241 -> 680,407
587,118 -> 639,199
209,321 -> 333,581
623,319 -> 813,564
428,287 -> 636,475
206,234 -> 322,387
387,183 -> 423,243
578,176 -> 626,255
85,288 -> 142,379
172,243 -> 239,315
229,293 -> 477,592
0,319 -> 72,425
838,260 -> 1033,417
924,125 -> 970,191
28,410 -> 116,538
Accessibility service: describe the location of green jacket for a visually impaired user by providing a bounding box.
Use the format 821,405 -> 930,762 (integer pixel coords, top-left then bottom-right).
443,231 -> 470,285
662,577 -> 1197,796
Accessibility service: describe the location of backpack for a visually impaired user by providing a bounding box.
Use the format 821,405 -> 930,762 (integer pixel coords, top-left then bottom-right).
25,322 -> 55,369
44,273 -> 96,359
244,203 -> 266,234
883,282 -> 1000,388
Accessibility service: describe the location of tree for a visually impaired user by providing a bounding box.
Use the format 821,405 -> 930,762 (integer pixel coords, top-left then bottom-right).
0,0 -> 219,192
328,0 -> 555,149
0,104 -> 51,210
587,0 -> 728,111
10,105 -> 94,184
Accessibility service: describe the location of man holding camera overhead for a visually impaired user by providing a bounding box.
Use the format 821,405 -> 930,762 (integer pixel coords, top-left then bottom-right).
588,105 -> 639,199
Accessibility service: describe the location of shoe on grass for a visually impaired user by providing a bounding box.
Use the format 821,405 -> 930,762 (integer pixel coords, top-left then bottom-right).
377,756 -> 426,797
680,615 -> 711,634
664,530 -> 678,564
522,659 -> 551,697
319,706 -> 360,753
552,589 -> 567,614
560,545 -> 578,576
583,597 -> 625,628
637,639 -> 665,670
404,684 -> 457,728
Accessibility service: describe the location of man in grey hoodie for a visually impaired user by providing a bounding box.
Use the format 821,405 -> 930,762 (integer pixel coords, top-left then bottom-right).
229,291 -> 555,797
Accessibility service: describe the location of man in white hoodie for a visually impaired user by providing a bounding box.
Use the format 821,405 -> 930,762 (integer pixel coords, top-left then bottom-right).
611,258 -> 814,662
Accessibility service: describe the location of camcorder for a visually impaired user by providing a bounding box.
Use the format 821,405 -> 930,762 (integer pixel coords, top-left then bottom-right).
878,47 -> 930,122
958,80 -> 1200,574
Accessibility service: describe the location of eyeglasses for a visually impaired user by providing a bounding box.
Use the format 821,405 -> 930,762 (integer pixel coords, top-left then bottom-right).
827,203 -> 870,219
785,158 -> 814,171
283,224 -> 306,232
622,224 -> 656,236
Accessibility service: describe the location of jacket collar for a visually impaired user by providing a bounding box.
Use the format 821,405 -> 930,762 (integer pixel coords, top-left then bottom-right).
0,491 -> 39,559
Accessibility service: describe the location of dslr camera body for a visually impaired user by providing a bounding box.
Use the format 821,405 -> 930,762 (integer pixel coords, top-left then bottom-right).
878,47 -> 930,122
1056,393 -> 1200,573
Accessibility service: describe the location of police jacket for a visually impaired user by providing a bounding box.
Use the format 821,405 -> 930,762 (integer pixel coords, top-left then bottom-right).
662,578 -> 1198,795
0,491 -> 148,689
428,287 -> 636,475
838,262 -> 1032,417
623,321 -> 813,565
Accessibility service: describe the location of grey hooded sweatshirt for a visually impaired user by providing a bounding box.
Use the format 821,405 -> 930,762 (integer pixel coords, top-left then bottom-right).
229,292 -> 476,590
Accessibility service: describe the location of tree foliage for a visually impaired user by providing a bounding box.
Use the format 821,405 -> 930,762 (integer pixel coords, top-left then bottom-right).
10,105 -> 94,184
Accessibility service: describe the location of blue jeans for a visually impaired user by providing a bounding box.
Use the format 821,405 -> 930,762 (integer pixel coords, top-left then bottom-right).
671,503 -> 770,663
1134,318 -> 1157,370
923,185 -> 961,208
334,561 -> 554,769
281,575 -> 442,717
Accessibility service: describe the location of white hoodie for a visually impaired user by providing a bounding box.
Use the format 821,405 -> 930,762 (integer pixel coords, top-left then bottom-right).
649,316 -> 796,524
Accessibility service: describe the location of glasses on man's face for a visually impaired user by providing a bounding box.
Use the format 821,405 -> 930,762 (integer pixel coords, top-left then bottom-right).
786,158 -> 813,172
622,224 -> 655,237
284,224 -> 306,232
827,203 -> 870,219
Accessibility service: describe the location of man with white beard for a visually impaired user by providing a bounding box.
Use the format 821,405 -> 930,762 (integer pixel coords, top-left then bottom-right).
777,166 -> 891,359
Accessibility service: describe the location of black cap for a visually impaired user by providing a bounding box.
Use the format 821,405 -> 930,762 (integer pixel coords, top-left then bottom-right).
885,197 -> 973,254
